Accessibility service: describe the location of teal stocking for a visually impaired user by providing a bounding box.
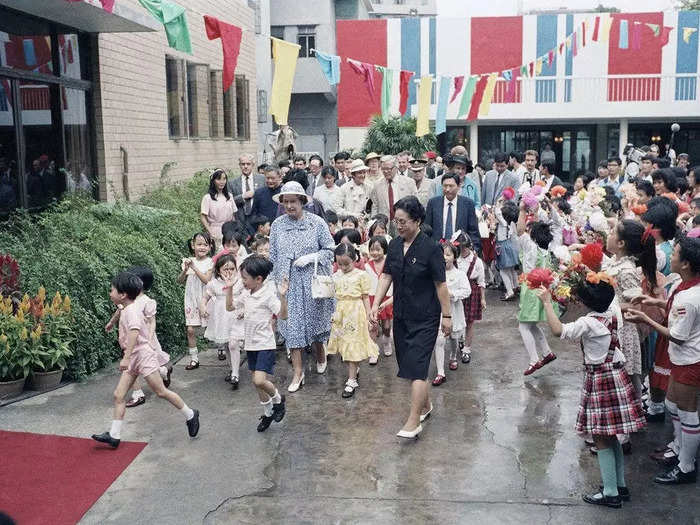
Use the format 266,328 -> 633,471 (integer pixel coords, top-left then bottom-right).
597,447 -> 619,497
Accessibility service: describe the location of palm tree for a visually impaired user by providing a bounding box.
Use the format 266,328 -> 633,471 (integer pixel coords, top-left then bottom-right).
360,115 -> 437,158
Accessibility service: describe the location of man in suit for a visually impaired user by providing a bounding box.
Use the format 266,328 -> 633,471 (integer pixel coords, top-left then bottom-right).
368,154 -> 417,219
396,151 -> 411,177
306,154 -> 324,196
424,172 -> 481,253
228,153 -> 265,216
333,152 -> 351,186
250,166 -> 283,223
537,159 -> 563,192
481,151 -> 519,207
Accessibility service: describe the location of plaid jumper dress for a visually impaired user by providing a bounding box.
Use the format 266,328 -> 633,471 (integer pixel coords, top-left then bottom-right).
575,317 -> 647,436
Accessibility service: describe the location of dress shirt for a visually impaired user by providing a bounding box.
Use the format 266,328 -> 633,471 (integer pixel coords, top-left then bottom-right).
334,181 -> 372,217
243,283 -> 281,351
368,176 -> 417,218
560,310 -> 626,364
443,197 -> 457,239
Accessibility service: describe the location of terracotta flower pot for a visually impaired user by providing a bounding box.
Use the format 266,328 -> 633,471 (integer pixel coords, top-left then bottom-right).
27,369 -> 64,391
0,377 -> 26,400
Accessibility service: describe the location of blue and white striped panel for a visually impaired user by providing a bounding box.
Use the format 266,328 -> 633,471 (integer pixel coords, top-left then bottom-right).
536,14 -> 557,103
676,10 -> 698,101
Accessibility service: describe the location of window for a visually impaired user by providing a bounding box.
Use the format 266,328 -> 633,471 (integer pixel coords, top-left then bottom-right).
270,26 -> 284,58
209,70 -> 223,137
248,0 -> 262,34
223,86 -> 236,138
235,75 -> 250,140
166,57 -> 185,137
257,89 -> 267,123
297,26 -> 316,58
186,63 -> 210,138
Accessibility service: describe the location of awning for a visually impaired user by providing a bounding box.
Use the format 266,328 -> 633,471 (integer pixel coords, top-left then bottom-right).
0,0 -> 160,33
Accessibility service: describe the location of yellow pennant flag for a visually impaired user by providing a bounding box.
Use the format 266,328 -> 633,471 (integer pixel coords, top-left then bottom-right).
601,14 -> 613,43
478,73 -> 498,117
683,27 -> 698,43
535,57 -> 543,76
269,37 -> 301,126
415,76 -> 432,137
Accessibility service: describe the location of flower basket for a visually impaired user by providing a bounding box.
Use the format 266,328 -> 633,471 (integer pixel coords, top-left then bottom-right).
0,377 -> 25,400
27,369 -> 63,391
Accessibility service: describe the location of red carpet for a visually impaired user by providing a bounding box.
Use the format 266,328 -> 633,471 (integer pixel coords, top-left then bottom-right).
0,430 -> 146,525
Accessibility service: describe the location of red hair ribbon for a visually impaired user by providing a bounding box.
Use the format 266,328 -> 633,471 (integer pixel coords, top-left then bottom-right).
439,239 -> 460,247
641,224 -> 660,243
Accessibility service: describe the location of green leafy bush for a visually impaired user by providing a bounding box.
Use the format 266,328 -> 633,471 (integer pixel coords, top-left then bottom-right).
0,172 -> 210,379
360,115 -> 437,158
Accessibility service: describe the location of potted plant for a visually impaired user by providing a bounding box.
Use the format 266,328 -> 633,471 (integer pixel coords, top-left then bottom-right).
27,289 -> 74,391
0,296 -> 34,399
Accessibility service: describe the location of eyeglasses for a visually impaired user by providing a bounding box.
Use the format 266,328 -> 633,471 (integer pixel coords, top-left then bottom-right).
392,218 -> 414,226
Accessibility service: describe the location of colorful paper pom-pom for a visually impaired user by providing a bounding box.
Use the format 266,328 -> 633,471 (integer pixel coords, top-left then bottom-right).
530,185 -> 543,196
522,193 -> 538,209
502,186 -> 515,200
535,180 -> 546,187
631,204 -> 647,216
580,243 -> 604,272
550,185 -> 566,198
525,268 -> 555,290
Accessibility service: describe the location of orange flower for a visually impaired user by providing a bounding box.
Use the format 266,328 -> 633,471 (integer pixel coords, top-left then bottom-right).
631,204 -> 647,216
550,185 -> 566,198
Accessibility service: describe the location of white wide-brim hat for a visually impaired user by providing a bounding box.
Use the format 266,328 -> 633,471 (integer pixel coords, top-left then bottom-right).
272,181 -> 308,204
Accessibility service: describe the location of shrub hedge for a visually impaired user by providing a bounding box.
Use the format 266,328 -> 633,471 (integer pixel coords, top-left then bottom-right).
0,171 -> 210,379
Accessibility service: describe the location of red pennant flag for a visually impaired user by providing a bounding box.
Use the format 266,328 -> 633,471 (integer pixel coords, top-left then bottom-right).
504,68 -> 520,103
450,75 -> 465,104
660,26 -> 673,47
204,15 -> 243,92
573,31 -> 578,56
398,70 -> 414,115
592,16 -> 601,41
559,42 -> 565,55
547,50 -> 554,66
467,75 -> 489,121
101,0 -> 114,12
348,59 -> 378,103
582,22 -> 587,46
528,61 -> 534,77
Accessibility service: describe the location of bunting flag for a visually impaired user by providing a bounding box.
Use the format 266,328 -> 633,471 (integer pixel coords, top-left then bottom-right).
478,73 -> 498,117
435,76 -> 451,135
559,42 -> 565,55
631,21 -> 642,50
572,31 -> 578,57
314,50 -> 341,85
582,20 -> 587,46
347,58 -> 377,103
269,37 -> 300,125
601,15 -> 614,43
204,15 -> 242,92
619,20 -> 629,49
467,75 -> 489,121
138,0 -> 192,53
67,0 -> 114,12
398,70 -> 414,116
592,16 -> 601,41
415,76 -> 432,137
528,61 -> 534,77
504,68 -> 519,103
535,57 -> 543,76
660,26 -> 673,47
683,27 -> 698,44
520,63 -> 529,77
457,75 -> 477,119
450,76 -> 464,103
547,50 -> 554,66
646,22 -> 661,37
502,69 -> 512,82
375,66 -> 394,122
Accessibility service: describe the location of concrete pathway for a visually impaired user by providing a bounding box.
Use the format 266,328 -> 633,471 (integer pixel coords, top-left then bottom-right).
0,291 -> 697,524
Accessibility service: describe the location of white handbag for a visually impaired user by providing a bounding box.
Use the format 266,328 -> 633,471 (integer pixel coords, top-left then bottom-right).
311,253 -> 335,299
478,220 -> 490,239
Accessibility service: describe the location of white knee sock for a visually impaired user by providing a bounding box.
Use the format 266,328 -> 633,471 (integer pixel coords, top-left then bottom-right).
666,399 -> 682,454
531,323 -> 552,356
261,399 -> 273,417
229,343 -> 241,378
500,269 -> 513,295
159,366 -> 168,378
519,322 -> 540,365
131,389 -> 145,399
271,389 -> 282,404
180,404 -> 194,420
188,347 -> 199,362
678,409 -> 700,473
110,420 -> 122,439
509,268 -> 519,289
434,335 -> 446,376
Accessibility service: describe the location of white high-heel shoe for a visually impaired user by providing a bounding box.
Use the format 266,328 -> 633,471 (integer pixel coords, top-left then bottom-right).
287,373 -> 305,392
420,404 -> 433,423
316,360 -> 327,374
396,425 -> 422,439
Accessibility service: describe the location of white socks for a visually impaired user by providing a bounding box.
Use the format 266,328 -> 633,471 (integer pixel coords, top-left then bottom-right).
261,399 -> 273,417
666,399 -> 681,454
131,389 -> 145,400
188,347 -> 199,362
159,366 -> 168,379
519,322 -> 541,365
434,336 -> 446,376
228,343 -> 241,378
180,404 -> 194,420
463,345 -> 471,356
678,409 -> 700,473
499,269 -> 514,295
110,420 -> 122,439
271,389 -> 282,404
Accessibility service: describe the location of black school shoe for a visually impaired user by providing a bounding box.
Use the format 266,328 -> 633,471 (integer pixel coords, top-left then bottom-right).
257,414 -> 274,432
186,410 -> 200,437
599,485 -> 630,501
92,431 -> 120,449
654,465 -> 697,485
272,395 -> 286,422
231,377 -> 239,391
582,491 -> 622,508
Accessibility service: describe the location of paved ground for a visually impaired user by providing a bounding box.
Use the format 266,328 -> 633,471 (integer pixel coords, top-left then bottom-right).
0,290 -> 698,524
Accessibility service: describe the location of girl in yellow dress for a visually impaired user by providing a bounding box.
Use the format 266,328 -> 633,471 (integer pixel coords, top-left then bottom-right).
327,243 -> 379,398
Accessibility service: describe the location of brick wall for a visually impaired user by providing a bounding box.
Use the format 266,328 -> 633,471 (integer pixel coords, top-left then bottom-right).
93,0 -> 258,201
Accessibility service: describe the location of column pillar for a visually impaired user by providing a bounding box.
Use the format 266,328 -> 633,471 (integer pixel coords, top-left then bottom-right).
469,122 -> 478,162
618,118 -> 628,158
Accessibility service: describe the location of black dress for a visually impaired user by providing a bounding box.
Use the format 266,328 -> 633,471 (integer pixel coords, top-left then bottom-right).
384,231 -> 446,380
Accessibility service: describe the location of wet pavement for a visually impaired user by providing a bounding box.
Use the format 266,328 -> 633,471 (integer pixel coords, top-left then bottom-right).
0,290 -> 698,524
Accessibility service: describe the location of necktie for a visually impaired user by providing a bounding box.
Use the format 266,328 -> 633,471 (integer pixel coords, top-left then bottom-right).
492,174 -> 501,205
243,175 -> 251,214
445,201 -> 454,240
388,180 -> 395,219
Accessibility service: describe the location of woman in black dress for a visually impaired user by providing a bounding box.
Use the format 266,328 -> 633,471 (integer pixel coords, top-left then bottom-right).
371,196 -> 451,438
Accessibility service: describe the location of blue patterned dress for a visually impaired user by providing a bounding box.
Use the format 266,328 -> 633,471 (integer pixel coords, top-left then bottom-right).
270,211 -> 336,348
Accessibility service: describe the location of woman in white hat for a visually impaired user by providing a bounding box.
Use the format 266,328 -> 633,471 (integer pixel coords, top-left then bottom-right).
270,181 -> 336,392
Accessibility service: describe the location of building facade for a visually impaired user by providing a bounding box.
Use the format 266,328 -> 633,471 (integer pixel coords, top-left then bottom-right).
0,0 -> 257,215
337,11 -> 700,180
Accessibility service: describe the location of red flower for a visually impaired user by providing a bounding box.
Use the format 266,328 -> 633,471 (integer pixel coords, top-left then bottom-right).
525,268 -> 555,289
0,254 -> 20,293
631,204 -> 647,216
550,185 -> 566,198
580,243 -> 603,272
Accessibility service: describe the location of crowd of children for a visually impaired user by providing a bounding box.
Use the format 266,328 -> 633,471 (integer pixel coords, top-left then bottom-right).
93,160 -> 700,512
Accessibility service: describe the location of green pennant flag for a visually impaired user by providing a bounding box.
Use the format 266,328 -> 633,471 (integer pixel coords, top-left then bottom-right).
645,22 -> 660,37
376,66 -> 394,123
520,64 -> 528,78
457,76 -> 477,119
138,0 -> 192,53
